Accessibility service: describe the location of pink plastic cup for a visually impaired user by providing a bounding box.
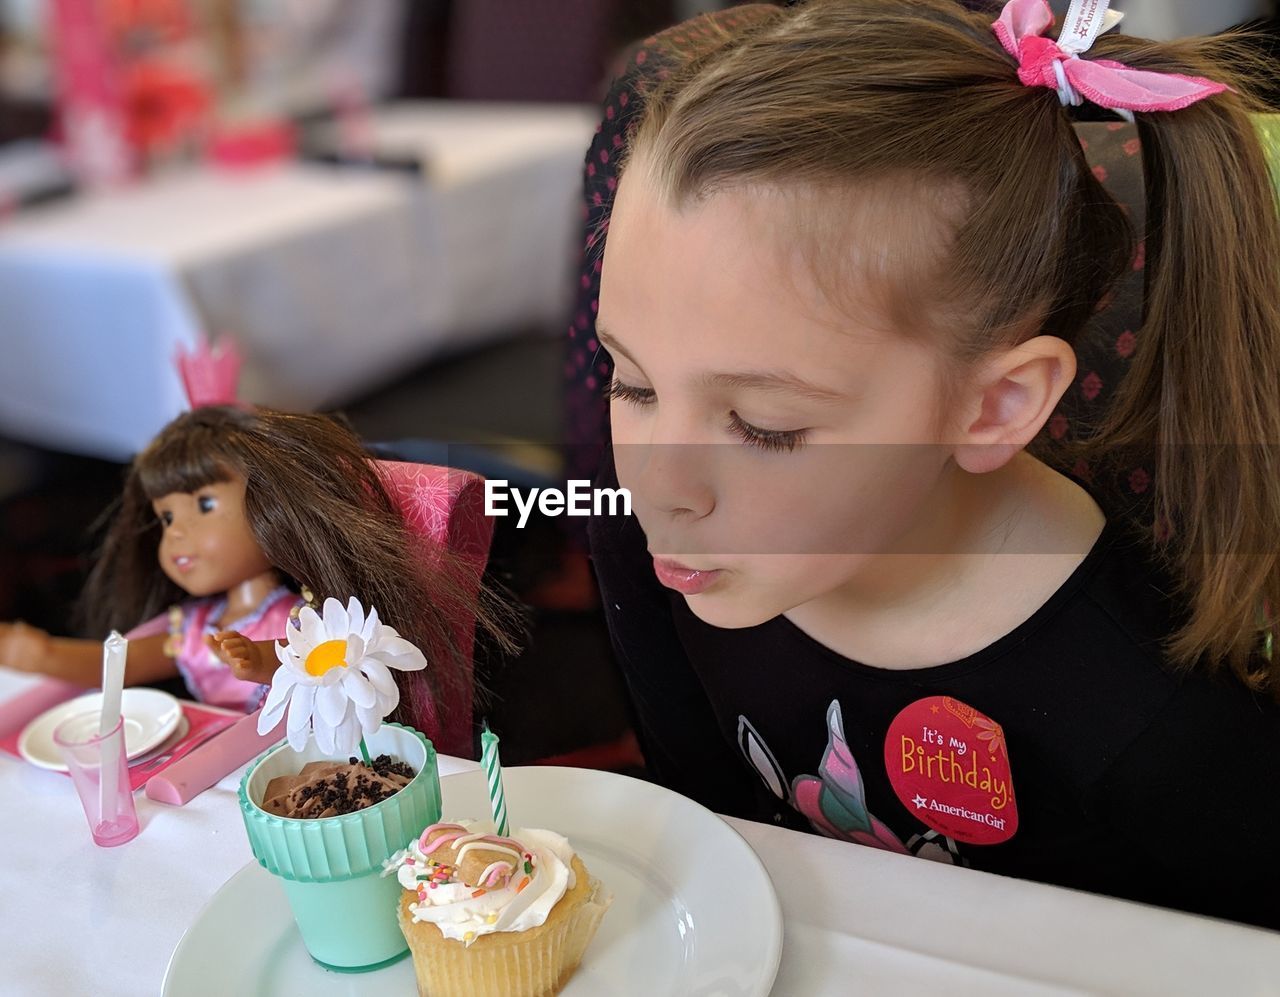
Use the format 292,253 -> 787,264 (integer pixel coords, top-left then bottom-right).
54,716 -> 140,847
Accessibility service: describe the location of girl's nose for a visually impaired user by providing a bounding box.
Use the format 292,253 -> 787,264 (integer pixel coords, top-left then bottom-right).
634,442 -> 716,521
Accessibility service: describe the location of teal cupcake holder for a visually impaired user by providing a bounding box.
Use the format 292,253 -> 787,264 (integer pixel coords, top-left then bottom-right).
238,722 -> 440,972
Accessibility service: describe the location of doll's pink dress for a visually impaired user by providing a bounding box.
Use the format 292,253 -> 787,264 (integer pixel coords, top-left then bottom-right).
127,586 -> 302,712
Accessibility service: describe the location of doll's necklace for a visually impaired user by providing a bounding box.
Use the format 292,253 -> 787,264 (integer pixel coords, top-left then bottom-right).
163,585 -> 315,658
163,605 -> 184,659
288,585 -> 317,625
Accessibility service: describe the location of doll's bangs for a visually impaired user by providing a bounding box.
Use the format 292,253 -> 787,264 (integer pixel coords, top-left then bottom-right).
136,429 -> 242,501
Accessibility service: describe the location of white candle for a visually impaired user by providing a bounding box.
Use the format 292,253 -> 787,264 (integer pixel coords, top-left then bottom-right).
98,632 -> 128,824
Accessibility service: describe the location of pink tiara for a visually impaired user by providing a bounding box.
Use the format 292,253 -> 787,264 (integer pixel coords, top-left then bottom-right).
175,333 -> 242,408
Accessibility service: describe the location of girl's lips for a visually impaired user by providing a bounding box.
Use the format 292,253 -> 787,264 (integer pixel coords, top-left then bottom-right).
172,555 -> 196,573
652,557 -> 723,596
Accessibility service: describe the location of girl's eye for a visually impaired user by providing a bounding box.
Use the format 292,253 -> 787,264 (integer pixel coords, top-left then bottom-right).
606,378 -> 656,405
158,510 -> 173,527
728,412 -> 807,453
197,495 -> 216,514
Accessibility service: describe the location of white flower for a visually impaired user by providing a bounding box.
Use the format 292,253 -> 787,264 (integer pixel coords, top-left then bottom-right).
257,596 -> 427,756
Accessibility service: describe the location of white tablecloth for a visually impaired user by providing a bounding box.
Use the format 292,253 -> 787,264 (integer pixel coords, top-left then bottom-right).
1116,0 -> 1271,39
2,669 -> 1277,997
0,101 -> 597,460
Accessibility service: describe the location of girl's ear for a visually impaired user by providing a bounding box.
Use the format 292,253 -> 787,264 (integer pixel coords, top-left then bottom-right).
952,336 -> 1076,475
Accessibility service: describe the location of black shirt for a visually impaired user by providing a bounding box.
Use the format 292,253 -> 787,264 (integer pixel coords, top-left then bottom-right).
589,451 -> 1280,931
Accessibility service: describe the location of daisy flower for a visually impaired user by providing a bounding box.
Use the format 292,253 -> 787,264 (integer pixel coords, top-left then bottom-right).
257,596 -> 427,755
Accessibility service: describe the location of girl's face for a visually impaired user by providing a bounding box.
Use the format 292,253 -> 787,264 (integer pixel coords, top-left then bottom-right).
598,172 -> 964,629
152,474 -> 273,597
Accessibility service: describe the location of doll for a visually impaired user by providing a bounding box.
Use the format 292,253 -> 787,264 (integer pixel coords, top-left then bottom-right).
0,403 -> 490,737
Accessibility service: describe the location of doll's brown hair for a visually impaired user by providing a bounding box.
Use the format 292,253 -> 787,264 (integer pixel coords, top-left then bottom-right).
82,405 -> 513,726
621,0 -> 1280,691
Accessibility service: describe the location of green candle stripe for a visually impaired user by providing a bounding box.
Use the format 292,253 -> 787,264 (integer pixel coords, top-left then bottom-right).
480,728 -> 509,837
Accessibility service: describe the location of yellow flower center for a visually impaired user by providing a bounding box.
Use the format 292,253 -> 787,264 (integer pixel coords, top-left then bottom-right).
305,639 -> 349,677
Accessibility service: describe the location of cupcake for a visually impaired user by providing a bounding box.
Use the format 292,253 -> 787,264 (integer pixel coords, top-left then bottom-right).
388,821 -> 611,996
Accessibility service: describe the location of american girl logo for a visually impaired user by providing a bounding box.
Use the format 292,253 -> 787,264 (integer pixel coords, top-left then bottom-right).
884,697 -> 1019,845
1068,0 -> 1103,40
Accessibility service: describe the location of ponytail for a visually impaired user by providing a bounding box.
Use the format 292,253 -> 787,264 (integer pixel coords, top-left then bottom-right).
1087,33 -> 1280,690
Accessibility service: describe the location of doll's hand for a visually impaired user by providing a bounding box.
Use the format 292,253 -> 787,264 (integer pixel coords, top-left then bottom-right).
207,630 -> 276,685
0,621 -> 53,672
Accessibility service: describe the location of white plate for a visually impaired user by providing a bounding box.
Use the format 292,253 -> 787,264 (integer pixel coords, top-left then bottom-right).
18,688 -> 183,772
163,765 -> 783,996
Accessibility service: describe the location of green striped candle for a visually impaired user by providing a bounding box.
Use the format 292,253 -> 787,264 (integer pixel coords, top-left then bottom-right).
480,726 -> 509,837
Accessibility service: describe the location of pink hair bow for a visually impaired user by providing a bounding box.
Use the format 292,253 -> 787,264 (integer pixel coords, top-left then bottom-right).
993,0 -> 1227,120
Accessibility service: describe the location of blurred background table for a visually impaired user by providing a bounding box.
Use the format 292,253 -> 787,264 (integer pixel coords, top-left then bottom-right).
1116,0 -> 1273,37
0,100 -> 596,460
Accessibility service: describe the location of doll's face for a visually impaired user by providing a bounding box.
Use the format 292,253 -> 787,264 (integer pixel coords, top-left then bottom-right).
152,474 -> 274,597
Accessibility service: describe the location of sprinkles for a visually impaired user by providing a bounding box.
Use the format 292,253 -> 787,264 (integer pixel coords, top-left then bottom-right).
400,824 -> 573,945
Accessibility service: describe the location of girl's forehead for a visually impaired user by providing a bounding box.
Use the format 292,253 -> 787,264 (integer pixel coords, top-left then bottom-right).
602,173 -> 923,379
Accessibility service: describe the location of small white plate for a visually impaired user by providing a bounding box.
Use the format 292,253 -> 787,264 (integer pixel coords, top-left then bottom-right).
18,688 -> 183,771
131,714 -> 190,765
163,765 -> 783,996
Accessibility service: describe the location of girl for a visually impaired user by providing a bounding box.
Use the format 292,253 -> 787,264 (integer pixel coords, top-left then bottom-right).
588,0 -> 1280,929
0,405 -> 501,757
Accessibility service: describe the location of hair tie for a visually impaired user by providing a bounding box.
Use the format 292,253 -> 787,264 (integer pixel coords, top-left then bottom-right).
993,0 -> 1228,122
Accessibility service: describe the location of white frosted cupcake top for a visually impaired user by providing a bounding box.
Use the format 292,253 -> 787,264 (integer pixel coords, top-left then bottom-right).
383,821 -> 577,946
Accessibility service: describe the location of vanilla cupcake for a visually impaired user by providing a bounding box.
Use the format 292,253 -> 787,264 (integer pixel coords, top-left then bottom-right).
387,821 -> 611,997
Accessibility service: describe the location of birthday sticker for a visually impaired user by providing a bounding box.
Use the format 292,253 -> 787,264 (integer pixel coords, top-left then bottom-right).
884,696 -> 1018,846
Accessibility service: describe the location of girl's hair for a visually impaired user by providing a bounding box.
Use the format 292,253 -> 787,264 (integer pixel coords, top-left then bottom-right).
623,0 -> 1280,691
82,405 -> 515,724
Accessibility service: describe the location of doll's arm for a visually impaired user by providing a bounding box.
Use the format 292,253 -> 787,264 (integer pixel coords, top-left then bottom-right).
206,631 -> 280,686
0,624 -> 176,687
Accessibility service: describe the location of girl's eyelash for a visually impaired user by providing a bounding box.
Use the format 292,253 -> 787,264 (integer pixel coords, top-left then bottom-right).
605,378 -> 656,405
728,412 -> 807,453
608,377 -> 807,453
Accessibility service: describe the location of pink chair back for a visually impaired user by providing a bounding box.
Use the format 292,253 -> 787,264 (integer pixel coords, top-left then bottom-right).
375,461 -> 494,759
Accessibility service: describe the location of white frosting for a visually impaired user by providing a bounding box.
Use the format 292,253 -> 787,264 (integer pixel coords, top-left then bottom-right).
390,823 -> 577,945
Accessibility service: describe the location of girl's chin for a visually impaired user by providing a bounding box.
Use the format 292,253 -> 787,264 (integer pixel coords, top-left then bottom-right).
681,587 -> 780,630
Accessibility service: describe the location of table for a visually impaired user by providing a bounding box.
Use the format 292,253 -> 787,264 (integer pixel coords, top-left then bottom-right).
1114,0 -> 1271,39
2,669 -> 1278,997
0,101 -> 597,460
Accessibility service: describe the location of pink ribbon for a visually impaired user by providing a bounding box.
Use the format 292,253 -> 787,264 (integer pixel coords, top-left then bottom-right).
993,0 -> 1227,115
